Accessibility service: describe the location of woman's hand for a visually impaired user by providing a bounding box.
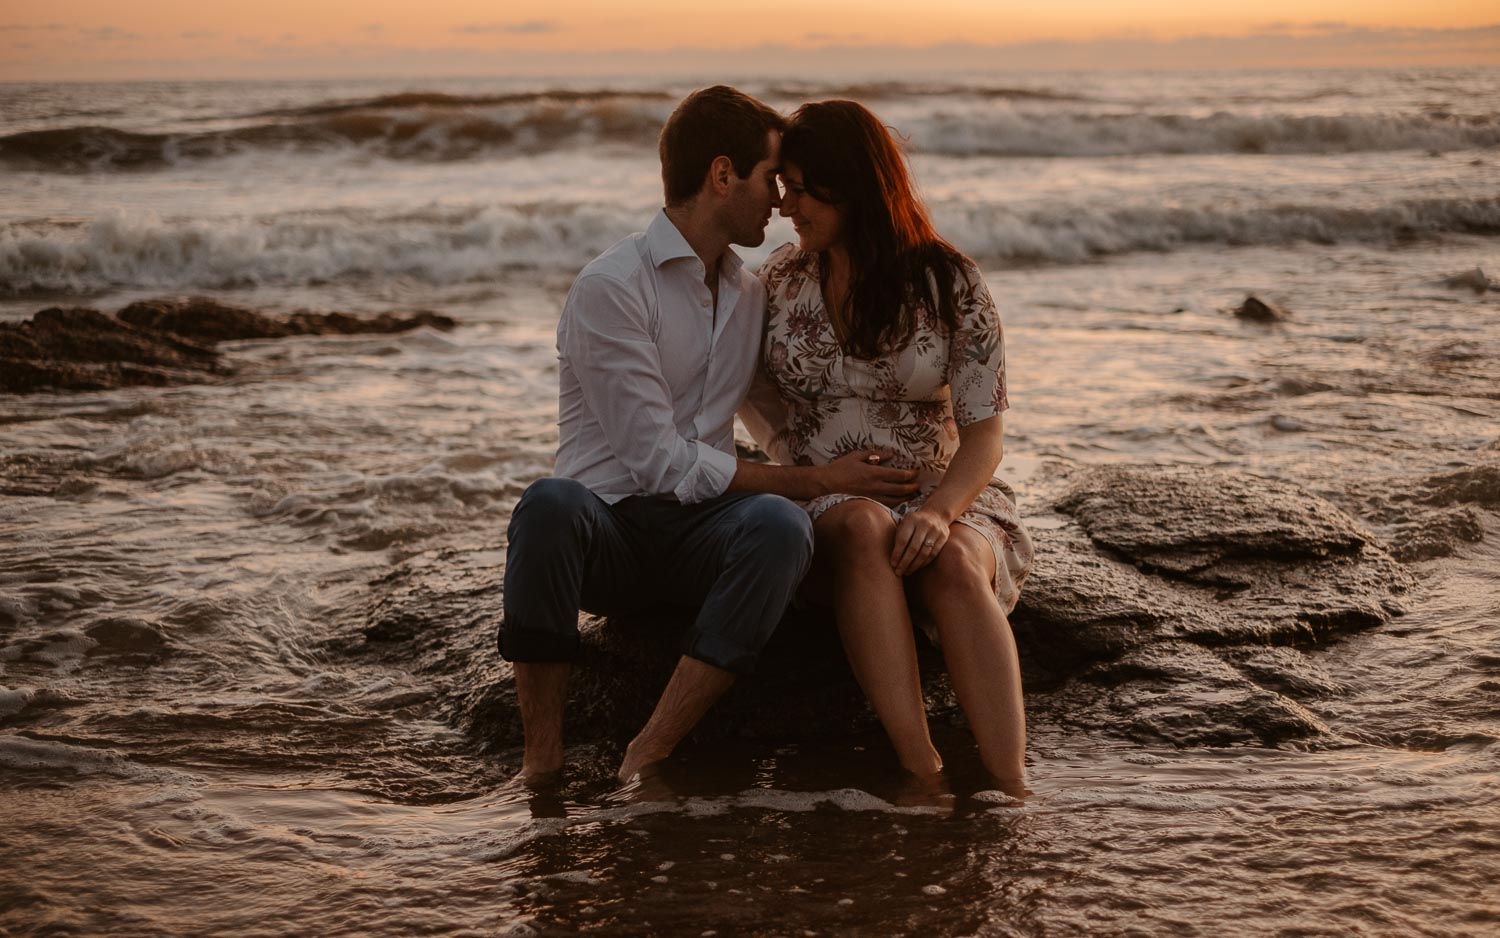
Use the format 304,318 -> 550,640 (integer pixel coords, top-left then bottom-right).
891,506 -> 950,575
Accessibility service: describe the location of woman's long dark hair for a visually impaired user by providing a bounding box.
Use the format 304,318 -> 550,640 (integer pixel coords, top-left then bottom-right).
781,100 -> 966,359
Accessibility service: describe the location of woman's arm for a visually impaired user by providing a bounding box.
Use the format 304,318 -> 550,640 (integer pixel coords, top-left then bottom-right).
889,414 -> 1004,575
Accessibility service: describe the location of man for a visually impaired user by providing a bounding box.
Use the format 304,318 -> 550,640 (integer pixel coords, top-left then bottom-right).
500,86 -> 918,785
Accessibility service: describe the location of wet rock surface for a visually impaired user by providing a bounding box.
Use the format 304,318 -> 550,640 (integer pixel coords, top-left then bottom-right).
359,464 -> 1427,754
1231,295 -> 1293,322
1,297 -> 454,393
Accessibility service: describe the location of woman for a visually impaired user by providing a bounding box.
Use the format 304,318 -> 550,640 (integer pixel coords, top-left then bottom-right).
744,100 -> 1034,785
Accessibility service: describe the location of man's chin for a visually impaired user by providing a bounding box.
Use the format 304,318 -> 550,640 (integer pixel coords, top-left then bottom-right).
733,228 -> 768,249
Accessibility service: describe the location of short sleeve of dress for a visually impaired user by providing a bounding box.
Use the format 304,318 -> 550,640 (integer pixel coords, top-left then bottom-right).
946,260 -> 1008,426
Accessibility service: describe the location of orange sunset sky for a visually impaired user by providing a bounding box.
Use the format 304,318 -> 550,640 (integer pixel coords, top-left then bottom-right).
3,1 -> 1498,80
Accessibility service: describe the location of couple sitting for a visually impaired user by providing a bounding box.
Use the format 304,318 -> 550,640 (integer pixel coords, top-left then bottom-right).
499,86 -> 1034,789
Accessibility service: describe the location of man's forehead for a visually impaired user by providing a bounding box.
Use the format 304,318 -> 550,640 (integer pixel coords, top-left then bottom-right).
763,129 -> 782,165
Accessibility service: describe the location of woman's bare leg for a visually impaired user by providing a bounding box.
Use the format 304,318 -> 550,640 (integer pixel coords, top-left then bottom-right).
811,500 -> 942,777
915,525 -> 1027,783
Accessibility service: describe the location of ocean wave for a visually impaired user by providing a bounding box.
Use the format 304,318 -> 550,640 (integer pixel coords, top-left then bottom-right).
5,106 -> 1496,172
914,109 -> 1500,157
0,98 -> 673,171
4,196 -> 1497,294
0,204 -> 641,294
245,88 -> 673,119
761,80 -> 1096,102
935,195 -> 1500,264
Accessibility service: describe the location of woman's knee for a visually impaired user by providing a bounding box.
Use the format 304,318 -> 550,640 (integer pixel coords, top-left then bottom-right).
815,499 -> 896,552
916,535 -> 993,608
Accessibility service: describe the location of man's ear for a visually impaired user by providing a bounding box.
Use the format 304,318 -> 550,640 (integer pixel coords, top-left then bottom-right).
708,155 -> 735,196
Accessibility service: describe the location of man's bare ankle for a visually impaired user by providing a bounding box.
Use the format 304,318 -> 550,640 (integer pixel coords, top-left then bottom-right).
617,739 -> 671,782
516,746 -> 564,785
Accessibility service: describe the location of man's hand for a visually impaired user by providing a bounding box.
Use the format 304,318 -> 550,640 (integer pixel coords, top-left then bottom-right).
818,450 -> 920,506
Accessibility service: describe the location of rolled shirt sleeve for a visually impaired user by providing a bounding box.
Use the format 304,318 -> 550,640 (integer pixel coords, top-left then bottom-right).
560,273 -> 735,505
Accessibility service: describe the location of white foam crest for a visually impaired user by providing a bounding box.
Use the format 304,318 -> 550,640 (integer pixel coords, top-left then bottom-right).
0,203 -> 641,294
932,195 -> 1500,265
8,192 -> 1495,294
0,734 -> 193,782
908,110 -> 1500,158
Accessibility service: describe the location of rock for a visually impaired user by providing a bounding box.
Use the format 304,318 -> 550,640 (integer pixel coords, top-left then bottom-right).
3,298 -> 456,394
1222,646 -> 1347,698
1439,267 -> 1496,294
1232,295 -> 1292,323
357,543 -> 899,751
353,464 -> 1416,755
118,297 -> 296,341
118,296 -> 455,342
1411,462 -> 1500,508
1057,465 -> 1373,573
0,307 -> 225,392
1384,506 -> 1485,562
1040,642 -> 1332,746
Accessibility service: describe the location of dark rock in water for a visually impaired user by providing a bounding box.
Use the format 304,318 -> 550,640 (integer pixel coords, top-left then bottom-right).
0,307 -> 225,393
1439,267 -> 1496,294
358,543 -> 902,752
1411,462 -> 1500,508
118,297 -> 297,341
357,464 -> 1415,756
1232,295 -> 1293,323
1223,646 -> 1347,698
1043,642 -> 1331,747
1046,466 -> 1413,648
1057,465 -> 1373,573
118,296 -> 455,342
84,616 -> 171,659
2,298 -> 455,393
1384,506 -> 1485,562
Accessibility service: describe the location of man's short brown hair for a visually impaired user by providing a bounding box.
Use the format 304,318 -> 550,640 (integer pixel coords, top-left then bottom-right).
658,86 -> 786,206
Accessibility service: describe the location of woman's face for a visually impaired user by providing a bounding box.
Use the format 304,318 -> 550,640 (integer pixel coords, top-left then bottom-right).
778,162 -> 845,254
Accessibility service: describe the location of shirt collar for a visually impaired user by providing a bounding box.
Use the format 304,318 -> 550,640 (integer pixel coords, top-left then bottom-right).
646,209 -> 745,276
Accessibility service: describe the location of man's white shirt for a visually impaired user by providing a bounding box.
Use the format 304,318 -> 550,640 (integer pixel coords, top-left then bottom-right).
553,210 -> 765,505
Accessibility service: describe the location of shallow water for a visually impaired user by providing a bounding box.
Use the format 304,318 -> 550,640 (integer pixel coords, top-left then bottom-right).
4,70 -> 1500,935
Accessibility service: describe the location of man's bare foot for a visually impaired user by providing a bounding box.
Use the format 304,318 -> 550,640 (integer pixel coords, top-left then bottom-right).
617,740 -> 670,783
515,748 -> 565,789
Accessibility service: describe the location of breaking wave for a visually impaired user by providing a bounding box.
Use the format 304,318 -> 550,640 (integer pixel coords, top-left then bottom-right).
5,106 -> 1496,171
5,196 -> 1498,294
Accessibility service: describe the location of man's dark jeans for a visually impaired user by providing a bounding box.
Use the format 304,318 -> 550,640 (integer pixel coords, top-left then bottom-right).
499,478 -> 814,675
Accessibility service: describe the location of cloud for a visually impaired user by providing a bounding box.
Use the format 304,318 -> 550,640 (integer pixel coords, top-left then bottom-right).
8,21 -> 1498,81
805,32 -> 864,43
363,23 -> 385,35
1257,20 -> 1349,34
180,30 -> 218,39
453,20 -> 559,35
0,23 -> 64,32
79,26 -> 143,42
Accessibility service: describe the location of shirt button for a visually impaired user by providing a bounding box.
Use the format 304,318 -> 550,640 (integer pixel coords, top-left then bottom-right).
701,300 -> 709,308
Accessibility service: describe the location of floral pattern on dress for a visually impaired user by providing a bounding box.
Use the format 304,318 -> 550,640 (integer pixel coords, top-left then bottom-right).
748,242 -> 1034,613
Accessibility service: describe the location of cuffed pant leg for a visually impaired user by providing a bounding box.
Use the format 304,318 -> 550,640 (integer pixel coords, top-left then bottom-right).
665,494 -> 814,675
499,478 -> 639,663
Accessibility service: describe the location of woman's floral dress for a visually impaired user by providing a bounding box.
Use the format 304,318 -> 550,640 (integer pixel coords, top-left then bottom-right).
744,243 -> 1034,615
